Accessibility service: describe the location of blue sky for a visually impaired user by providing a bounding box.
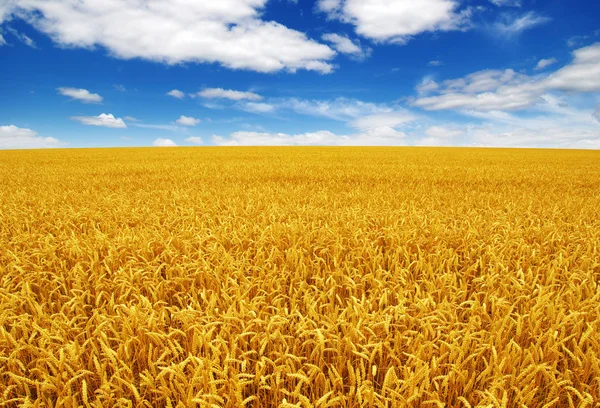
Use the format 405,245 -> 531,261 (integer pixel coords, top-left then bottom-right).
1,0 -> 599,149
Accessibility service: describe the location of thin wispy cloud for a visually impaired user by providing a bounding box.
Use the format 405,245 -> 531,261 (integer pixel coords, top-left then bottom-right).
133,123 -> 182,131
6,27 -> 36,48
322,33 -> 371,60
492,12 -> 551,36
194,88 -> 263,101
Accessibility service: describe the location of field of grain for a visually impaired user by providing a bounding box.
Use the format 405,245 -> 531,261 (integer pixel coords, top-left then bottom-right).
1,147 -> 599,407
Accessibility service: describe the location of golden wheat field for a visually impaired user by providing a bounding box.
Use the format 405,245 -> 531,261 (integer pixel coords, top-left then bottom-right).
1,147 -> 599,407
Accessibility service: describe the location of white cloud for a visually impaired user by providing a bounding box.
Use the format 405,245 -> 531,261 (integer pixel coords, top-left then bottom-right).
175,115 -> 201,126
124,116 -> 139,122
322,33 -> 370,59
71,113 -> 127,128
185,137 -> 204,145
464,95 -> 597,130
113,84 -> 126,92
2,1 -> 335,73
441,69 -> 532,94
0,125 -> 63,149
545,43 -> 600,92
535,58 -> 557,71
442,95 -> 600,148
275,97 -> 418,134
241,102 -> 276,113
413,69 -> 543,111
414,88 -> 542,111
417,77 -> 440,94
213,126 -> 406,146
416,125 -> 465,146
195,88 -> 263,101
152,138 -> 177,147
167,89 -> 186,99
593,105 -> 600,123
57,87 -> 103,103
0,33 -> 5,46
212,112 -> 600,148
316,0 -> 472,43
428,60 -> 443,66
489,0 -> 521,7
0,2 -> 15,22
470,126 -> 600,149
425,126 -> 464,139
413,44 -> 600,112
349,111 -> 416,129
283,97 -> 390,121
492,12 -> 550,36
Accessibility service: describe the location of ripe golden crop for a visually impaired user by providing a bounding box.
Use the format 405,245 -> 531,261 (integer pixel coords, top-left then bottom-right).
1,147 -> 599,407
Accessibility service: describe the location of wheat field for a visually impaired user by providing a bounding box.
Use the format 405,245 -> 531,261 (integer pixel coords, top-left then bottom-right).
0,147 -> 599,407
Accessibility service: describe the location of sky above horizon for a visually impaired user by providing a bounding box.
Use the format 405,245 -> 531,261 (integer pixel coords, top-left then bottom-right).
1,0 -> 600,149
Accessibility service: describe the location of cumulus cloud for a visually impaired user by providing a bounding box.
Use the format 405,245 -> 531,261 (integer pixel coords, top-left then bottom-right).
535,58 -> 557,71
316,0 -> 471,43
1,1 -> 335,73
545,43 -> 600,92
213,127 -> 407,146
167,89 -> 186,99
57,87 -> 103,103
152,138 -> 177,147
0,125 -> 62,149
175,115 -> 201,126
185,137 -> 204,145
322,33 -> 370,59
0,1 -> 15,21
492,12 -> 550,36
71,113 -> 127,128
194,88 -> 263,101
